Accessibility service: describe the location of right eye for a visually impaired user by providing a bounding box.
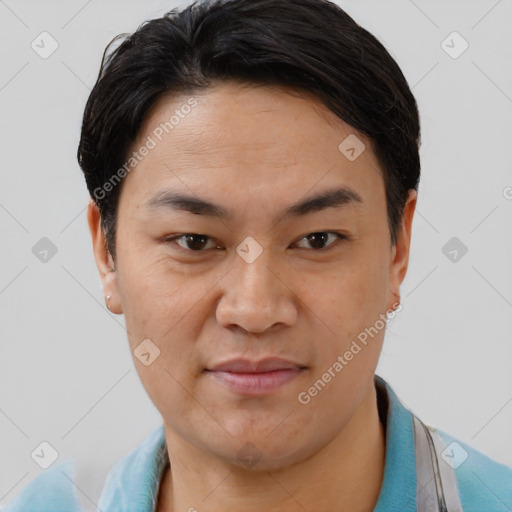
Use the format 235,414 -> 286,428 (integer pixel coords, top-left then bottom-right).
161,234 -> 221,252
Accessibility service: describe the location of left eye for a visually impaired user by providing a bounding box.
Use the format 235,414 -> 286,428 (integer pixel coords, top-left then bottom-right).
293,232 -> 346,250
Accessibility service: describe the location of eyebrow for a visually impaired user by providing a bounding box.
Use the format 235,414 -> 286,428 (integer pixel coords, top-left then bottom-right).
145,186 -> 363,223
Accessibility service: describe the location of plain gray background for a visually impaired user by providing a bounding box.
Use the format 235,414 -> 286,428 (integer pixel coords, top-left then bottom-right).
1,0 -> 511,510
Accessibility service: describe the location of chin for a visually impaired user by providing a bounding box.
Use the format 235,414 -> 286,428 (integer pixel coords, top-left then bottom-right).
230,440 -> 320,473
201,426 -> 316,473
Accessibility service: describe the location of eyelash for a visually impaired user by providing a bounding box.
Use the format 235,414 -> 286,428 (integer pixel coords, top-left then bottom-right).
161,232 -> 349,253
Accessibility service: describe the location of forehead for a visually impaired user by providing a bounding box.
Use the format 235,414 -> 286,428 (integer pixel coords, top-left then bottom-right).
120,81 -> 384,212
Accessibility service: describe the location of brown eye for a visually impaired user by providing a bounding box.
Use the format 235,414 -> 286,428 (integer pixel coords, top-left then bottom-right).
294,232 -> 347,250
165,234 -> 218,251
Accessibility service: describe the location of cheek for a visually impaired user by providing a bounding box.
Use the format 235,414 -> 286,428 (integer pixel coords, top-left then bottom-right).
116,257 -> 210,417
300,247 -> 390,368
309,257 -> 388,328
117,247 -> 194,327
115,255 -> 210,401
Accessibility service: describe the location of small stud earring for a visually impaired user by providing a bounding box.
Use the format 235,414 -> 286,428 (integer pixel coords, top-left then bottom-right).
105,295 -> 112,311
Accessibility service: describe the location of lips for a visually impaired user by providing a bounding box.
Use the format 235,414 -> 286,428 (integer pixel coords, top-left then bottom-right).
208,357 -> 306,373
205,357 -> 307,396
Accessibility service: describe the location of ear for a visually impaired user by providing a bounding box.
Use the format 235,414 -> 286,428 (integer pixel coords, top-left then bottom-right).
87,198 -> 123,314
386,189 -> 417,312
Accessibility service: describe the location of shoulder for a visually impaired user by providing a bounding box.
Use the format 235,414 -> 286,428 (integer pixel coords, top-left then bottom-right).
436,428 -> 512,511
2,459 -> 83,512
100,424 -> 166,488
97,424 -> 168,511
3,426 -> 167,512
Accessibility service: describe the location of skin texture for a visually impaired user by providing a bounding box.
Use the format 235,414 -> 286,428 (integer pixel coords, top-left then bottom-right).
88,81 -> 416,511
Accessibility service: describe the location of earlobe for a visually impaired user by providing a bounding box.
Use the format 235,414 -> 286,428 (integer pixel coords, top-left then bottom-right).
103,268 -> 122,314
87,198 -> 123,314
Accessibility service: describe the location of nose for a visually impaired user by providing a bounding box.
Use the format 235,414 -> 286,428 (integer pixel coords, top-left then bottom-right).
215,247 -> 298,333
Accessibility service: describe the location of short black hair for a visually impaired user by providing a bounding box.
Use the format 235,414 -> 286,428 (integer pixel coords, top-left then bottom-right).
78,0 -> 421,261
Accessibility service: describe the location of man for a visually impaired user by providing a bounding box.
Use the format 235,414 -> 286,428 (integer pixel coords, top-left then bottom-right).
5,0 -> 511,510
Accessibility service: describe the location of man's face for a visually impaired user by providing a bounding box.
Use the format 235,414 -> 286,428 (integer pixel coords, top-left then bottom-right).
91,81 -> 414,469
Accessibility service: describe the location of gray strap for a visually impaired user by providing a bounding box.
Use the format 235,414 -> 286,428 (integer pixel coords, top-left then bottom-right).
414,415 -> 443,511
413,416 -> 463,512
428,426 -> 464,512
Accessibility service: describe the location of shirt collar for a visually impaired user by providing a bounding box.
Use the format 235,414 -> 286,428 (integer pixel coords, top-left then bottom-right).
374,374 -> 417,511
96,424 -> 169,511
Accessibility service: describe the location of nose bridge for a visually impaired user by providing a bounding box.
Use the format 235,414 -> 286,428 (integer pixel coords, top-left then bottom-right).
233,241 -> 279,306
216,241 -> 297,332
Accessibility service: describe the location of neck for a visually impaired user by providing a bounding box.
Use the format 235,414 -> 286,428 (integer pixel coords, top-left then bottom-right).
158,382 -> 386,512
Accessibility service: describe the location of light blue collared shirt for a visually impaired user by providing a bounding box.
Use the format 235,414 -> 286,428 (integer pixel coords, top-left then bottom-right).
4,376 -> 512,511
